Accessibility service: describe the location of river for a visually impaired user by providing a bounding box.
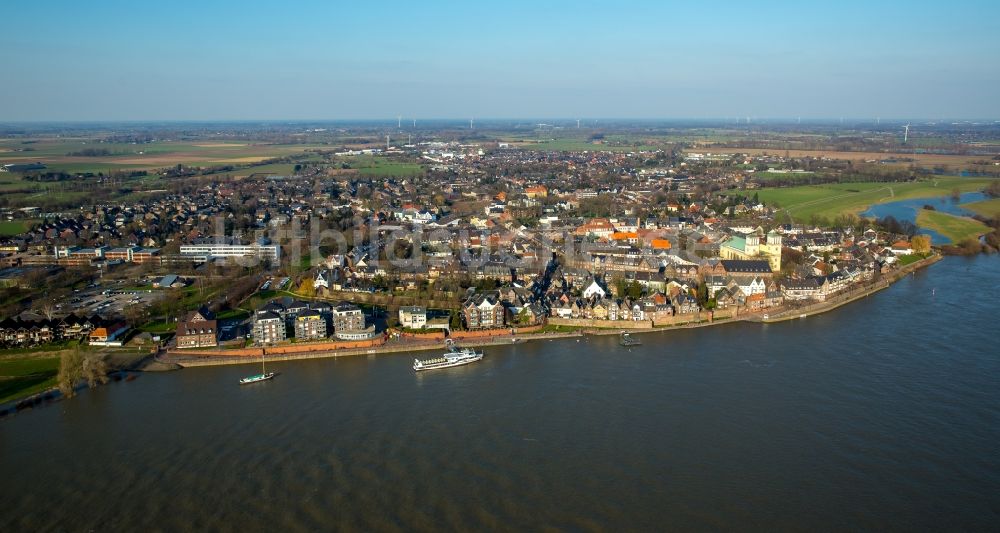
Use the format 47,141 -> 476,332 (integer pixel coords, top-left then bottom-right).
2,256 -> 999,531
861,192 -> 987,244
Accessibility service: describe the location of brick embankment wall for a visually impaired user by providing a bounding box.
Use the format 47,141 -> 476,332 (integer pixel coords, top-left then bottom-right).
449,324 -> 543,339
547,318 -> 654,329
762,254 -> 943,323
394,329 -> 447,340
169,336 -> 386,357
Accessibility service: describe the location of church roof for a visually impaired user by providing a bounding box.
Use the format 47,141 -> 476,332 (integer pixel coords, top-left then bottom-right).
723,235 -> 746,252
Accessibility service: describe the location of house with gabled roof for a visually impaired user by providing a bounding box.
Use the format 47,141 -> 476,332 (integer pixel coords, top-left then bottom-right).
176,308 -> 218,348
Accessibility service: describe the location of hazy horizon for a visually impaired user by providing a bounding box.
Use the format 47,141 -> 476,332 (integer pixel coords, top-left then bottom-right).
2,0 -> 998,121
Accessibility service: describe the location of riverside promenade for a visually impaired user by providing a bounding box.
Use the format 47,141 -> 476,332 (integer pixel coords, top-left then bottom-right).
755,254 -> 943,324
167,254 -> 944,369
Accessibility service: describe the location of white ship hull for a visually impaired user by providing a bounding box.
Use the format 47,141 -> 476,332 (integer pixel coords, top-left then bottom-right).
413,349 -> 483,371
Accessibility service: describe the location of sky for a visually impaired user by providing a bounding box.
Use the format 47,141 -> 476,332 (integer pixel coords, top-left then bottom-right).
1,0 -> 998,121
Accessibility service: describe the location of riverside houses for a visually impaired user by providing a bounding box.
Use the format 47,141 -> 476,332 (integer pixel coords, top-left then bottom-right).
331,302 -> 369,339
175,308 -> 218,348
253,311 -> 286,345
294,311 -> 327,340
463,292 -> 505,329
398,306 -> 427,329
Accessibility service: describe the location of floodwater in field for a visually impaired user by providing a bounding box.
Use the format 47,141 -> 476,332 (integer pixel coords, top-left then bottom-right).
862,191 -> 987,243
2,256 -> 999,531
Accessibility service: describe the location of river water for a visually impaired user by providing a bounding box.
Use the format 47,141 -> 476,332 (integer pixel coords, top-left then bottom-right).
2,256 -> 999,531
861,192 -> 987,244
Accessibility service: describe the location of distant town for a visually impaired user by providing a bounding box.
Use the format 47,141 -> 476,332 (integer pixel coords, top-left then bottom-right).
2,120 -> 999,405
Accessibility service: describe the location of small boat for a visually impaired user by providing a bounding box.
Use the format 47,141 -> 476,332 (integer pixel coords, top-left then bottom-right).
239,372 -> 275,385
414,340 -> 483,371
619,332 -> 641,347
240,351 -> 275,385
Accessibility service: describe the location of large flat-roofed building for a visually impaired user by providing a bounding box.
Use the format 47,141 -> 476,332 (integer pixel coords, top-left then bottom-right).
180,237 -> 280,263
104,246 -> 160,264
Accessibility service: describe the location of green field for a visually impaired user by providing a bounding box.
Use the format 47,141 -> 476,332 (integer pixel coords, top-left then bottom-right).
745,177 -> 995,222
916,210 -> 989,243
0,139 -> 328,174
239,163 -> 298,176
0,220 -> 34,236
0,356 -> 60,404
337,156 -> 423,177
510,138 -> 660,152
897,253 -> 928,266
754,171 -> 816,181
962,198 -> 1000,218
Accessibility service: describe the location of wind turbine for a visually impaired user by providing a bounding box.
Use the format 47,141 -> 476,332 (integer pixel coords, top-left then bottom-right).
903,123 -> 910,144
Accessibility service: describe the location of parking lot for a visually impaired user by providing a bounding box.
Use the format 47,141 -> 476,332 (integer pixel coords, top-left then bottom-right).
66,280 -> 163,317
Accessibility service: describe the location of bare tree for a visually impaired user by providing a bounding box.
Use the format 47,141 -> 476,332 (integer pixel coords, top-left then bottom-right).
40,300 -> 58,321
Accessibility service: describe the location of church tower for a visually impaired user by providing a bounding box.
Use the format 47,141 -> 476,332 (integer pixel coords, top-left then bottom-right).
763,230 -> 782,271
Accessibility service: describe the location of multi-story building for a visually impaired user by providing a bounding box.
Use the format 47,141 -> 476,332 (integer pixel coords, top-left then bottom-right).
463,293 -> 505,329
332,302 -> 365,331
253,311 -> 286,345
175,308 -> 218,348
398,306 -> 427,329
104,246 -> 161,264
180,237 -> 281,263
294,311 -> 327,340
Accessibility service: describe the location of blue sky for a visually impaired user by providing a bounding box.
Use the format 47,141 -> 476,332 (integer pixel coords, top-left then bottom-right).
1,0 -> 998,120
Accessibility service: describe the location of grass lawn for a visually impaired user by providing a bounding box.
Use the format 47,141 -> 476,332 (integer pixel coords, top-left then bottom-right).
0,220 -> 34,236
754,171 -> 816,182
535,324 -> 583,333
962,197 -> 1000,218
216,308 -> 250,320
0,356 -> 60,404
743,177 -> 994,222
140,320 -> 176,333
897,253 -> 929,266
244,289 -> 284,310
915,210 -> 989,243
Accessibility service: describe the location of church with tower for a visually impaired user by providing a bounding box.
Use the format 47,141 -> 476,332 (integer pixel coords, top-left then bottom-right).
719,228 -> 783,271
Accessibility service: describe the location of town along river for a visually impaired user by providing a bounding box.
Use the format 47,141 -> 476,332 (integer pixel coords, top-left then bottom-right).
2,256 -> 999,531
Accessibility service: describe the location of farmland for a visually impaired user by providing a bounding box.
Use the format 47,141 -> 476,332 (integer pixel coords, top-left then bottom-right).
915,210 -> 989,243
0,139 -> 328,174
687,147 -> 992,170
509,138 -> 661,152
744,177 -> 995,222
336,155 -> 424,177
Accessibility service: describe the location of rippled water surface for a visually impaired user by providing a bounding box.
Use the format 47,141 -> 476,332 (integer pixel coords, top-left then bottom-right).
2,256 -> 999,531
